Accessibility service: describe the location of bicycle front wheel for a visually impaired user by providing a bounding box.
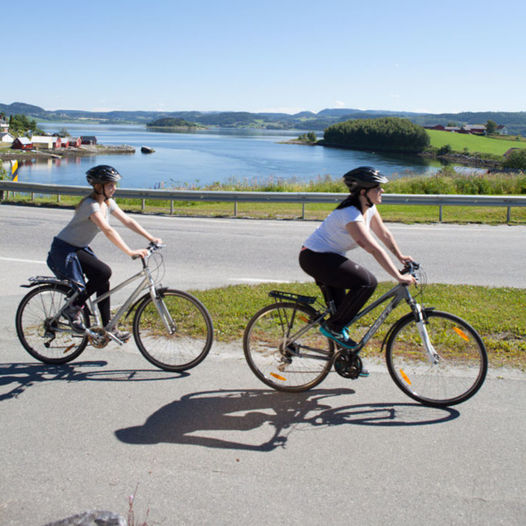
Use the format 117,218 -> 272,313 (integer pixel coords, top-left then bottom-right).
133,289 -> 213,372
243,302 -> 334,392
386,310 -> 487,407
15,284 -> 89,364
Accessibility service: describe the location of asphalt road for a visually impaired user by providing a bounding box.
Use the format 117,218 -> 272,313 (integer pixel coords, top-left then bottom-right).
0,205 -> 525,525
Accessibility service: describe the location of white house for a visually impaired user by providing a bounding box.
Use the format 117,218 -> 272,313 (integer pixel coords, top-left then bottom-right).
31,135 -> 59,149
1,132 -> 14,143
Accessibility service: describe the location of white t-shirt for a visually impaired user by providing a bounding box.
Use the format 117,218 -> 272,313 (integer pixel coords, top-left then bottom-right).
303,204 -> 377,256
57,197 -> 119,247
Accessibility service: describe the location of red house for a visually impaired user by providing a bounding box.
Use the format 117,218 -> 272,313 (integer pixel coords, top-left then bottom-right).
12,137 -> 33,150
69,137 -> 82,147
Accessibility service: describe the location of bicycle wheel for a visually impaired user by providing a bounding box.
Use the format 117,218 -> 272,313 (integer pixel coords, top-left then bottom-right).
133,289 -> 213,372
386,309 -> 487,407
243,302 -> 334,392
15,284 -> 89,364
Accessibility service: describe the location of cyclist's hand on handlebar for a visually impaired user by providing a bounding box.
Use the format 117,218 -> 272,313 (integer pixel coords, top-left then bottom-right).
130,248 -> 149,260
399,254 -> 414,265
398,274 -> 416,286
150,237 -> 163,246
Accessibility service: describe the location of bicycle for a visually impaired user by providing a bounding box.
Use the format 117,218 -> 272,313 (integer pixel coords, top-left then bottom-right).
15,243 -> 214,372
243,262 -> 488,407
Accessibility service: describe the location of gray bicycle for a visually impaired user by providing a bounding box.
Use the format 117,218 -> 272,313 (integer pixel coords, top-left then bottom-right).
243,263 -> 487,407
16,243 -> 213,372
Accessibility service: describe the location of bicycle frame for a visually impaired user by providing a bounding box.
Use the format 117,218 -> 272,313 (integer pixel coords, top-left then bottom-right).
86,265 -> 153,332
84,251 -> 176,339
281,281 -> 427,359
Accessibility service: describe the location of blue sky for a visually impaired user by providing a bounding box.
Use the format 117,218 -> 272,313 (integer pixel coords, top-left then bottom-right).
3,0 -> 525,114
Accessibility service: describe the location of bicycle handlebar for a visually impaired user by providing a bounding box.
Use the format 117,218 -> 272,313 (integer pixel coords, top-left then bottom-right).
131,242 -> 166,260
401,261 -> 420,279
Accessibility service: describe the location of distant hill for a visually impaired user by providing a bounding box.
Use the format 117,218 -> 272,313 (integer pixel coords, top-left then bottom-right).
1,101 -> 526,135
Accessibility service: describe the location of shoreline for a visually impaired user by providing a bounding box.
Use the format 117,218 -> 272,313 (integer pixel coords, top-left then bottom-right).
0,144 -> 135,162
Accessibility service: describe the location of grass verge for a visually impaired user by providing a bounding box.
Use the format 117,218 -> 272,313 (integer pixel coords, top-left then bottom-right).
189,281 -> 525,371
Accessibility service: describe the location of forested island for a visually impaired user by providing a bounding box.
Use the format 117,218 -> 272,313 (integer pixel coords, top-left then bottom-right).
146,117 -> 204,131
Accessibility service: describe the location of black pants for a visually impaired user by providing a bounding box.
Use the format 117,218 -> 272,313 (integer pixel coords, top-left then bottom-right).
75,249 -> 112,326
299,248 -> 377,331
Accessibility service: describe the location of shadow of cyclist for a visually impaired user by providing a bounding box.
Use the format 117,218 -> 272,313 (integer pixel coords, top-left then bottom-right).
115,388 -> 459,452
0,362 -> 187,401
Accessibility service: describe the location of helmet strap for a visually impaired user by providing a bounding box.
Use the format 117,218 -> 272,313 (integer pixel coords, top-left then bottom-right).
360,188 -> 374,209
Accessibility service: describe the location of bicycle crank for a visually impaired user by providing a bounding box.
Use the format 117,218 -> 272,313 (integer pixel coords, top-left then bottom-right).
334,351 -> 363,379
86,327 -> 110,348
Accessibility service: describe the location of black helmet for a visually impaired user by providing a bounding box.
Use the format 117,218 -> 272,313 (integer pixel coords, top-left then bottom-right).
343,166 -> 388,192
86,165 -> 121,185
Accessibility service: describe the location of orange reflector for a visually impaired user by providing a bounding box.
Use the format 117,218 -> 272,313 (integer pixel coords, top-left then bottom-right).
453,327 -> 469,341
270,372 -> 287,382
64,344 -> 75,354
299,316 -> 309,323
400,369 -> 411,385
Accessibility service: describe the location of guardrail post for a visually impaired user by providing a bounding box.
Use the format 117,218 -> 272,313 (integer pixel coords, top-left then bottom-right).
170,200 -> 174,215
141,198 -> 145,211
507,206 -> 511,223
301,202 -> 305,220
31,192 -> 34,201
234,200 -> 238,217
57,193 -> 60,203
439,205 -> 443,222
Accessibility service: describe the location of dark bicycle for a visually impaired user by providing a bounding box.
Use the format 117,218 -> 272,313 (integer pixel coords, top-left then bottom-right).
243,262 -> 487,407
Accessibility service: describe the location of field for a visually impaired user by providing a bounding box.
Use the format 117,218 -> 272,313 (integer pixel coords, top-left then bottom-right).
427,129 -> 526,155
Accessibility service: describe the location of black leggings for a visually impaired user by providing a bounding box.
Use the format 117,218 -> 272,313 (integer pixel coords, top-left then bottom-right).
74,249 -> 112,326
299,248 -> 377,332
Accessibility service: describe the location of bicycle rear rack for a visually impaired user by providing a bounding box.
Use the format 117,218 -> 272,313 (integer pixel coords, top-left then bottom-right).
269,290 -> 317,305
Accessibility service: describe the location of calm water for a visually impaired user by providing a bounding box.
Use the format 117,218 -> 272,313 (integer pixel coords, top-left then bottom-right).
13,123 -> 448,189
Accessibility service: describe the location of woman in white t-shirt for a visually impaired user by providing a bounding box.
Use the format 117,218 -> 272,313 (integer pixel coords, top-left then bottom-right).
46,165 -> 162,341
299,166 -> 415,351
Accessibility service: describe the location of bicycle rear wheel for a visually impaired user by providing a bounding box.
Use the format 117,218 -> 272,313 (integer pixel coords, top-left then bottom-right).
243,302 -> 334,392
15,284 -> 89,364
386,309 -> 487,407
133,289 -> 213,372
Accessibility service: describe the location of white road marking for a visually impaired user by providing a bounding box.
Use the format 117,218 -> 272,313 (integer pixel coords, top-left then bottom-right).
0,257 -> 46,264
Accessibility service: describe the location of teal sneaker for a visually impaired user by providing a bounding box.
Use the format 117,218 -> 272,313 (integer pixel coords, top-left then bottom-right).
320,323 -> 358,349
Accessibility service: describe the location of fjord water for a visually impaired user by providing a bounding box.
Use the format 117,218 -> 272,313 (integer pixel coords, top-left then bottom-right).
19,123 -> 443,189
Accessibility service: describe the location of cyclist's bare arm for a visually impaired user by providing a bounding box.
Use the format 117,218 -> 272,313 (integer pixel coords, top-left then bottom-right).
346,221 -> 415,285
370,212 -> 413,265
90,211 -> 147,259
111,207 -> 162,245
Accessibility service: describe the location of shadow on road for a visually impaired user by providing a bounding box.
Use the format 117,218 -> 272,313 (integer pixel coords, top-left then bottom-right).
0,361 -> 187,401
115,388 -> 459,451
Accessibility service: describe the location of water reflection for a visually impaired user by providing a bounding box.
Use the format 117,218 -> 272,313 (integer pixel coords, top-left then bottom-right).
7,122 -> 479,189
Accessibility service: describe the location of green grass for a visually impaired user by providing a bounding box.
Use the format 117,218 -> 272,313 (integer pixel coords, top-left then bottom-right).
427,129 -> 526,156
189,281 -> 526,370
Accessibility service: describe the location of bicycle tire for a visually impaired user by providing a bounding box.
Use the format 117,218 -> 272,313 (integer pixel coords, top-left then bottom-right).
243,302 -> 334,392
15,284 -> 89,364
385,309 -> 488,407
133,289 -> 213,372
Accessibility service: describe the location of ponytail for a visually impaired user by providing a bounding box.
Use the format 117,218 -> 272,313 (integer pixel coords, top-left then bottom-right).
336,192 -> 361,211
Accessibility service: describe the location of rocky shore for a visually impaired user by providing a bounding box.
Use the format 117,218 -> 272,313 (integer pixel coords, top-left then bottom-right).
0,144 -> 135,162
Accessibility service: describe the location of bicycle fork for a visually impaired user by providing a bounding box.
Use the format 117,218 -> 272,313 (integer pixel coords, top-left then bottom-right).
150,286 -> 176,334
413,303 -> 439,365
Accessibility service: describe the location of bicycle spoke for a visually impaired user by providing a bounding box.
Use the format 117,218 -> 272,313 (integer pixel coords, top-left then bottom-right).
244,302 -> 334,392
386,310 -> 487,406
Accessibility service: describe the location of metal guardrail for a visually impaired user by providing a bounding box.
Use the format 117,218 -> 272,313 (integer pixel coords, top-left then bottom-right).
1,180 -> 525,221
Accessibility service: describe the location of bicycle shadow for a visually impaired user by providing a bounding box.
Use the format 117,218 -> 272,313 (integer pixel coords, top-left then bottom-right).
0,361 -> 187,401
115,388 -> 459,452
